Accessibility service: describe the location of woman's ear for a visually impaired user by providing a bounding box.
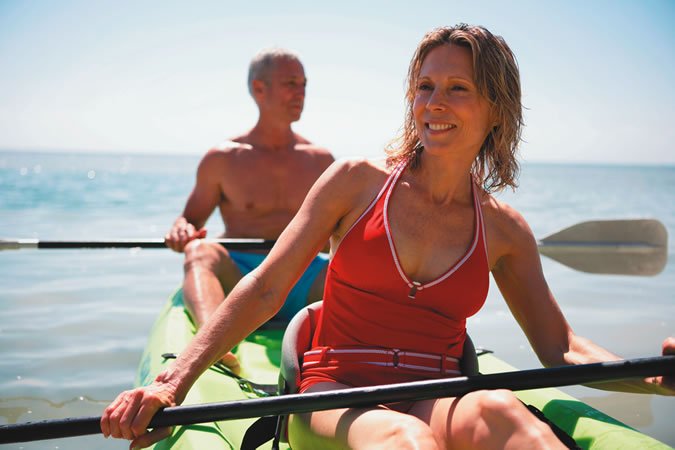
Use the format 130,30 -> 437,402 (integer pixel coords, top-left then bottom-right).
490,108 -> 500,129
490,116 -> 500,131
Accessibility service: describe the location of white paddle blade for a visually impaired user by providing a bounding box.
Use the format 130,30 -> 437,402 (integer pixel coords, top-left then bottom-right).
0,239 -> 37,250
538,219 -> 668,276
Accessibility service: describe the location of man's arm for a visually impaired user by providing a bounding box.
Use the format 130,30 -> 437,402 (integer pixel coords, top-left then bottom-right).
165,150 -> 225,252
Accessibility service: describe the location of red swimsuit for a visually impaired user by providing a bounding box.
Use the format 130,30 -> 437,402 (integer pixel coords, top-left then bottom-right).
300,161 -> 489,392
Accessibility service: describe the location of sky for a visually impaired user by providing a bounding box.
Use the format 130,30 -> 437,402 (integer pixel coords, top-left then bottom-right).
1,1 -> 674,165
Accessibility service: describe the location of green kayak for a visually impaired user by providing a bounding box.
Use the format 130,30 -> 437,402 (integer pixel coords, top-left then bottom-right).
135,289 -> 671,449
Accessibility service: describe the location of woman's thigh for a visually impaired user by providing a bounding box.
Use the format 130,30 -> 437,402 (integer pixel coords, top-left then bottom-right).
288,382 -> 440,450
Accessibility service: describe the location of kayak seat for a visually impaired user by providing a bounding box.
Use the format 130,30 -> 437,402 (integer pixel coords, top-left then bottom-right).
272,300 -> 479,446
279,300 -> 324,399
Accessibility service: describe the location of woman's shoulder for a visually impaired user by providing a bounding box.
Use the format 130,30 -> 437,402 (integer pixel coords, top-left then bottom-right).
312,157 -> 395,212
481,195 -> 527,230
480,192 -> 537,260
330,156 -> 389,173
325,157 -> 392,186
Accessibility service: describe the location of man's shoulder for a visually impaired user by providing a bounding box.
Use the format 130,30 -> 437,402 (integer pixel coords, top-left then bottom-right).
210,139 -> 254,153
193,141 -> 251,176
291,134 -> 330,157
201,140 -> 256,164
295,143 -> 333,159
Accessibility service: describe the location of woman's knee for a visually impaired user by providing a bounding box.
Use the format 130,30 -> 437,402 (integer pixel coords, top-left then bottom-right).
469,390 -> 560,447
474,389 -> 522,415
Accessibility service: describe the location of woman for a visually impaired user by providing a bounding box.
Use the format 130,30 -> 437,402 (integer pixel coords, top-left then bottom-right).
101,24 -> 674,449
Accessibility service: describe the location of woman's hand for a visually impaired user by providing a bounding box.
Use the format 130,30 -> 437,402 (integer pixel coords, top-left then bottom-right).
650,337 -> 675,395
100,374 -> 178,449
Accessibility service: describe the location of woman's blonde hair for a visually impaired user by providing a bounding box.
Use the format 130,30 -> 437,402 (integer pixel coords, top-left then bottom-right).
386,24 -> 523,192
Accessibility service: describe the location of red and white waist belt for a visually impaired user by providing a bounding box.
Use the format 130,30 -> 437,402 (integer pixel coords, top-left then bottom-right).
302,346 -> 461,376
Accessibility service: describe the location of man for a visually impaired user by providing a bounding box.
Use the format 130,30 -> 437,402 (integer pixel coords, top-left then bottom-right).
165,48 -> 334,371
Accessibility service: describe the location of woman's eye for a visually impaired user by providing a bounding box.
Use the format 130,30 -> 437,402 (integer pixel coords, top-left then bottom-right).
451,85 -> 467,91
417,83 -> 432,91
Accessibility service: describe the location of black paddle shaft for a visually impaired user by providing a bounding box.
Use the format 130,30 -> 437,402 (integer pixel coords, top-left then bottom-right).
0,355 -> 673,444
34,239 -> 276,251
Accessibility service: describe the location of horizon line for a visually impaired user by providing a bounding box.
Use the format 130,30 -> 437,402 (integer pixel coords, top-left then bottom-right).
1,147 -> 673,169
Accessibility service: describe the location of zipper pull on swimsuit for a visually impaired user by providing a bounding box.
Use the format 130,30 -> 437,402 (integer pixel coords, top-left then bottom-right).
408,281 -> 422,299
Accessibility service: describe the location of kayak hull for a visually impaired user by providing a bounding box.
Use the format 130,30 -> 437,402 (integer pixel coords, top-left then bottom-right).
135,290 -> 671,449
135,290 -> 287,450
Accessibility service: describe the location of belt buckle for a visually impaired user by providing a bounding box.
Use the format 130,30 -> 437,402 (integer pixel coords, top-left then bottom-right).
392,348 -> 400,368
440,353 -> 453,374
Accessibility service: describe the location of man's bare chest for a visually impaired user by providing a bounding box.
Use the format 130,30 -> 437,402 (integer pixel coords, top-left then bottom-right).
220,161 -> 322,213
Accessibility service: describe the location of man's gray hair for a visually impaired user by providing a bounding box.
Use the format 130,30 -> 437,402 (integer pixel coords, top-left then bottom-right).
247,48 -> 302,96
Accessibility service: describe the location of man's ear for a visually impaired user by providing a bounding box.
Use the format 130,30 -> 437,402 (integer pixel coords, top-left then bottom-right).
251,79 -> 266,100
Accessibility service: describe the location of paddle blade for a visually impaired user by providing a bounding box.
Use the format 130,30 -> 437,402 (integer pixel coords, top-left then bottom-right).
538,219 -> 668,276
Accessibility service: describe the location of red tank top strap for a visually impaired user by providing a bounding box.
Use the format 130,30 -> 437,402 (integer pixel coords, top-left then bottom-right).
471,178 -> 488,262
333,159 -> 409,255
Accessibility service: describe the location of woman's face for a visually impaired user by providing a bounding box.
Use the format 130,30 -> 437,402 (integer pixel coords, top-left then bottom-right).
413,44 -> 493,159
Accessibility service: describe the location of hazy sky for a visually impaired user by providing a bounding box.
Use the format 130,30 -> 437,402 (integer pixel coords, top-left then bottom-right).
1,1 -> 674,164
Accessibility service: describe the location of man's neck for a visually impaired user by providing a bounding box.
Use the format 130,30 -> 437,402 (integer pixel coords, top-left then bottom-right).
247,120 -> 297,151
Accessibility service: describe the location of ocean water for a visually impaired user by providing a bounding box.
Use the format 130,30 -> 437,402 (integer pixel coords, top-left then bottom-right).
0,150 -> 673,449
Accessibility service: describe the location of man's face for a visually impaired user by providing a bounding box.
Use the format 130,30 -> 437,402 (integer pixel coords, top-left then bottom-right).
259,58 -> 306,122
